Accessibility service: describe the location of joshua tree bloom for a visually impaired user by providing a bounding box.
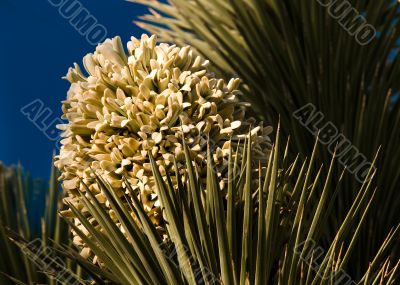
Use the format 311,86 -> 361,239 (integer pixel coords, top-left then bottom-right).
55,34 -> 271,249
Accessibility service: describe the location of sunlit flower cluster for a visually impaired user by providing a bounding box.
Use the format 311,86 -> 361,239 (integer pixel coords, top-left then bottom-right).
55,35 -> 271,247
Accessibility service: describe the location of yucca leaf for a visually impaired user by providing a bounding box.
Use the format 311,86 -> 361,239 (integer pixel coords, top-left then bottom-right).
149,152 -> 197,284
206,143 -> 234,285
182,139 -> 218,275
264,125 -> 280,282
125,178 -> 184,285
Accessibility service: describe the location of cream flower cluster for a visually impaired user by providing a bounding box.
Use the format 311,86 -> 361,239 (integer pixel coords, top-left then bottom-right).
55,35 -> 271,234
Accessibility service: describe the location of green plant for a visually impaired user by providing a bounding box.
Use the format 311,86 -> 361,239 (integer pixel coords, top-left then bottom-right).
24,131 -> 398,284
0,162 -> 81,284
132,0 -> 400,272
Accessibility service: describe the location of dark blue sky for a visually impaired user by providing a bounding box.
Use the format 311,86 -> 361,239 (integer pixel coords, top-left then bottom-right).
0,0 -> 147,179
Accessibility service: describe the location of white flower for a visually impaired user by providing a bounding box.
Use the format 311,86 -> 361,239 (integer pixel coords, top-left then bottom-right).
55,34 -> 271,249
